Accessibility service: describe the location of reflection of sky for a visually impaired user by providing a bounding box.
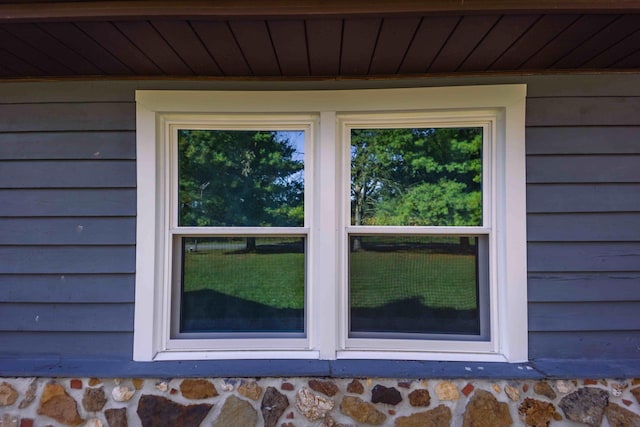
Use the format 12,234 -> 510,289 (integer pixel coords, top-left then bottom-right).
276,131 -> 305,185
276,131 -> 305,161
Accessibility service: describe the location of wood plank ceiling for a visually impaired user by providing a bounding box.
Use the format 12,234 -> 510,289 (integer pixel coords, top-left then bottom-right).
0,1 -> 639,79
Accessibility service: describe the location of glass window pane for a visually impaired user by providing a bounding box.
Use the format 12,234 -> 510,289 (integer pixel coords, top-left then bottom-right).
351,127 -> 482,226
178,130 -> 305,227
179,237 -> 305,334
349,235 -> 484,337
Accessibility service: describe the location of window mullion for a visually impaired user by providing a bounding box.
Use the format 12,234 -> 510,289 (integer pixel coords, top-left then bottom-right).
310,111 -> 339,359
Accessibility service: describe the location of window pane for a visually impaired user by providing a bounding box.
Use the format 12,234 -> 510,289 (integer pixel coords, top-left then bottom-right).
351,127 -> 482,226
180,237 -> 305,334
349,235 -> 484,337
178,130 -> 305,227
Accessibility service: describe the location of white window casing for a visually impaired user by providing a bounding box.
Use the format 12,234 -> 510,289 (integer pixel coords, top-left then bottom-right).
134,85 -> 528,362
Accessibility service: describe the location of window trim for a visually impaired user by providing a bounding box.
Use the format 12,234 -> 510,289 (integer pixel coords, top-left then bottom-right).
134,85 -> 528,362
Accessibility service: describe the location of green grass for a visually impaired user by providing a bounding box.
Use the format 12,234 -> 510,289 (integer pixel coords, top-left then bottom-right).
183,239 -> 478,311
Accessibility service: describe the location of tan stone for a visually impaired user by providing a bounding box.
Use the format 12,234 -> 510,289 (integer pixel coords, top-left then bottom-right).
88,378 -> 102,387
462,389 -> 512,427
555,380 -> 574,394
435,382 -> 459,401
18,379 -> 38,409
631,387 -> 640,405
340,396 -> 386,425
37,383 -> 84,426
82,387 -> 107,412
518,398 -> 559,427
1,413 -> 18,427
505,385 -> 520,401
533,382 -> 557,400
238,381 -> 263,401
179,379 -> 218,400
296,387 -> 334,421
111,386 -> 134,402
606,402 -> 640,427
493,384 -> 502,394
212,395 -> 258,427
0,382 -> 19,406
132,379 -> 144,390
395,404 -> 452,427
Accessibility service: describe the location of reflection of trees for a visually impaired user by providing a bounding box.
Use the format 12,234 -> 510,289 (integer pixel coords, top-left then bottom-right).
351,128 -> 482,228
178,130 -> 304,229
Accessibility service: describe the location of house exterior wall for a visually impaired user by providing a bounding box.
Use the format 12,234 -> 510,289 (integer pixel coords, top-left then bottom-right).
0,74 -> 639,374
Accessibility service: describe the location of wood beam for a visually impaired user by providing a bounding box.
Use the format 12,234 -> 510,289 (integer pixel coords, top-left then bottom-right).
1,0 -> 640,22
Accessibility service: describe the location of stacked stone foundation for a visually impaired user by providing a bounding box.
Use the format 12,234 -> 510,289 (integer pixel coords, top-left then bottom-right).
1,377 -> 639,426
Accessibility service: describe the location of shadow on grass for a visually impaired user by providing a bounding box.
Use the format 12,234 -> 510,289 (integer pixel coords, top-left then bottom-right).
181,289 -> 304,333
182,291 -> 478,336
352,296 -> 480,335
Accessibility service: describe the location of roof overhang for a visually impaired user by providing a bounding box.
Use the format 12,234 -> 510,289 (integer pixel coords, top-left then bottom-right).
1,1 -> 639,79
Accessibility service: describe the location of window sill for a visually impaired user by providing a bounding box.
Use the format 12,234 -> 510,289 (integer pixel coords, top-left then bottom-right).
5,357 -> 638,379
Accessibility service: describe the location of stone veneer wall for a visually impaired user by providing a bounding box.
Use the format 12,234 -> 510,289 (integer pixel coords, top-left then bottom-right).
1,377 -> 640,427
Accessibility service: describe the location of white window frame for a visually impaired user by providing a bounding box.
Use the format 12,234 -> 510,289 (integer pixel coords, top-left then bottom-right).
134,85 -> 528,362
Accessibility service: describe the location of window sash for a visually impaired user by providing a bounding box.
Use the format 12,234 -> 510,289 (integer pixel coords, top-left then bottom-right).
338,115 -> 496,353
163,116 -> 314,352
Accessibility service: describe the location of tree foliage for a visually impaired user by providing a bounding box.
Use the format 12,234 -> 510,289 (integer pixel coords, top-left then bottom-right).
178,130 -> 304,227
351,127 -> 482,227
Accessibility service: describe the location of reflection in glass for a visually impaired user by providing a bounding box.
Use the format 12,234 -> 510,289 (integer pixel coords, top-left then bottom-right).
349,235 -> 483,336
180,237 -> 305,334
351,127 -> 482,226
178,130 -> 304,227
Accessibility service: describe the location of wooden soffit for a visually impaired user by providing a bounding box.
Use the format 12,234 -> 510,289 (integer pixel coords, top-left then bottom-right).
2,0 -> 640,21
0,1 -> 639,79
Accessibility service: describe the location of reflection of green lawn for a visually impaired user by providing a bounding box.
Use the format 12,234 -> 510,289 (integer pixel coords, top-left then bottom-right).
183,249 -> 305,309
183,247 -> 477,311
350,251 -> 478,310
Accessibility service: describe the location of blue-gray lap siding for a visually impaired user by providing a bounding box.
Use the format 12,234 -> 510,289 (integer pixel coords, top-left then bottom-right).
0,76 -> 639,366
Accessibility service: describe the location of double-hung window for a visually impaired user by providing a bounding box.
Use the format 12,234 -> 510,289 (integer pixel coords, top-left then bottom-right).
135,85 -> 527,362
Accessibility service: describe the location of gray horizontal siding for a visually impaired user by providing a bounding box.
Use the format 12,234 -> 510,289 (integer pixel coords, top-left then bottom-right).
0,89 -> 138,363
0,103 -> 135,132
527,155 -> 640,183
0,161 -> 135,188
0,303 -> 133,332
528,272 -> 640,302
527,184 -> 640,213
0,332 -> 133,358
0,131 -> 135,160
0,218 -> 135,245
528,242 -> 640,272
1,75 -> 640,368
526,127 -> 640,155
528,213 -> 640,241
527,97 -> 640,126
529,331 -> 640,359
525,92 -> 640,360
0,189 -> 136,216
0,246 -> 135,274
529,302 -> 640,331
0,274 -> 134,303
